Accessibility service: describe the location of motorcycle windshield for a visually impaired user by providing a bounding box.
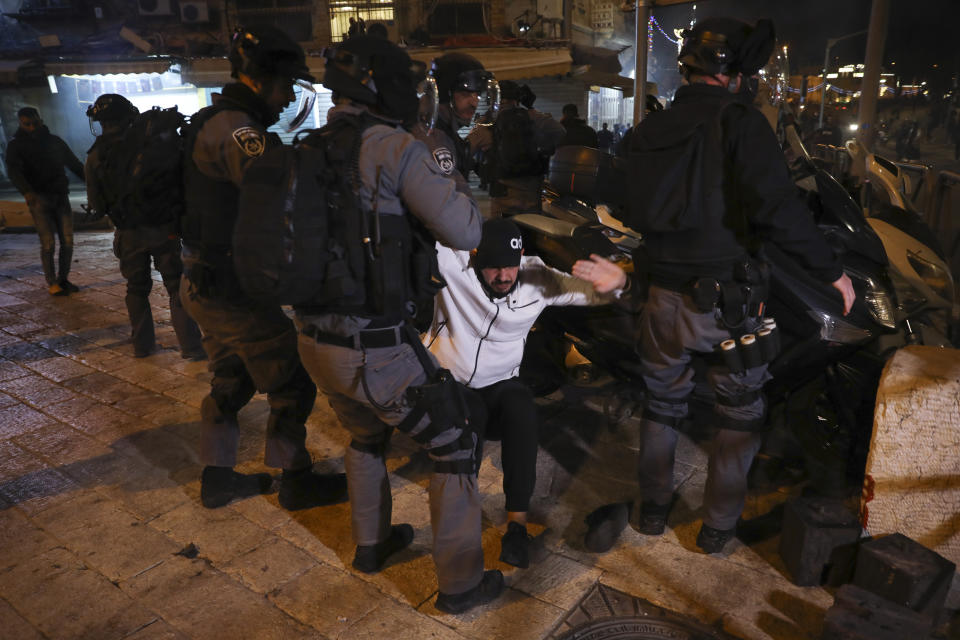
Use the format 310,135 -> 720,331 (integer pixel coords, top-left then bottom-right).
815,169 -> 887,265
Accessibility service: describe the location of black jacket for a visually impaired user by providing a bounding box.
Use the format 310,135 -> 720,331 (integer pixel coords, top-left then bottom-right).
643,83 -> 842,285
559,117 -> 599,148
4,126 -> 84,196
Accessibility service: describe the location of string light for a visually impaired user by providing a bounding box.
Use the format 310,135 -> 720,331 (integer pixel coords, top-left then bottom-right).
649,16 -> 679,45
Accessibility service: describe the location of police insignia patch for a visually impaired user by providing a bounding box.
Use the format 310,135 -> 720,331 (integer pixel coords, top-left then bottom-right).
432,147 -> 455,175
232,127 -> 265,157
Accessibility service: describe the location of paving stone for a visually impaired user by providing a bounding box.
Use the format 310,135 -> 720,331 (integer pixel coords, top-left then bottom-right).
149,500 -> 271,565
270,563 -> 384,635
511,552 -> 603,610
122,555 -> 318,639
121,618 -> 191,640
424,586 -> 564,640
0,403 -> 56,439
91,464 -> 192,522
34,334 -> 97,358
13,423 -> 114,467
0,597 -> 45,640
162,381 -> 210,409
21,354 -> 96,381
0,547 -> 158,640
0,390 -> 17,409
341,598 -> 467,640
275,519 -> 345,570
0,465 -> 83,515
221,536 -> 319,594
0,505 -> 60,572
33,491 -> 182,582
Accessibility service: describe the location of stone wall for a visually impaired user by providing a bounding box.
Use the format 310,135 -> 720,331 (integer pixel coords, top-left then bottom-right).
862,345 -> 960,565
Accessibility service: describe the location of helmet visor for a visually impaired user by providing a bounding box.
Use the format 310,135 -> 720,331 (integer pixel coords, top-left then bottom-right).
417,75 -> 439,133
473,78 -> 500,126
285,79 -> 317,132
89,118 -> 103,137
456,69 -> 495,96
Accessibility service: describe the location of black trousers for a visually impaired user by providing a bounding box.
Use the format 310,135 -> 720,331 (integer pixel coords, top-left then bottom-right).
477,378 -> 538,513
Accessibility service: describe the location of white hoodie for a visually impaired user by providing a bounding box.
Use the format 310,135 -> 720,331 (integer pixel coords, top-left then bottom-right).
424,245 -> 612,389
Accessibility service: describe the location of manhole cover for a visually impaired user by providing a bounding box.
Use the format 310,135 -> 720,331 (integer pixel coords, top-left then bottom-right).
548,584 -> 738,640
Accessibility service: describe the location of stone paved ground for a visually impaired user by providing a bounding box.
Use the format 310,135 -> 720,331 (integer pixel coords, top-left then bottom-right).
0,229 -> 955,640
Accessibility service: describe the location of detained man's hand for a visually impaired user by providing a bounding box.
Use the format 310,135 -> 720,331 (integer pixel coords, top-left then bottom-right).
572,254 -> 627,293
466,125 -> 493,152
832,273 -> 856,316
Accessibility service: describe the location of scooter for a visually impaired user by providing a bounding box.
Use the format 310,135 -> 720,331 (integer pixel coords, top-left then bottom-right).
513,142 -> 946,493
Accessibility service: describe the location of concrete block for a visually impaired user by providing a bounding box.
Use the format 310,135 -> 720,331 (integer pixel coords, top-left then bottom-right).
779,496 -> 862,586
821,583 -> 932,640
863,346 -> 960,565
852,532 -> 955,621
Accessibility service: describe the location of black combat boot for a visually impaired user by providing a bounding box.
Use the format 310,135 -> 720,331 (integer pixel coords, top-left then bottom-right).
637,500 -> 672,536
278,467 -> 348,511
695,523 -> 736,554
352,524 -> 415,573
200,466 -> 272,509
435,570 -> 505,614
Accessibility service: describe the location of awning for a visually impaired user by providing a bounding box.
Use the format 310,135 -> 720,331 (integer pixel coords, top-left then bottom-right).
571,68 -> 656,98
44,58 -> 175,76
180,46 -> 572,88
0,59 -> 38,85
180,56 -> 328,88
407,47 -> 572,81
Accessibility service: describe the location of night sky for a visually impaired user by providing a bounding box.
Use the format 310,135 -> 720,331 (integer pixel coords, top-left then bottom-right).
652,0 -> 958,84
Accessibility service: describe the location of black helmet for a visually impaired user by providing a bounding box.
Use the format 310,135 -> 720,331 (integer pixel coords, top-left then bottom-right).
86,94 -> 138,122
323,35 -> 426,123
431,52 -> 492,103
678,17 -> 775,78
229,25 -> 314,83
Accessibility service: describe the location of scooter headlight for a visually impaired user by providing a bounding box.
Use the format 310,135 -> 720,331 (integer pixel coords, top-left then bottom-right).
847,268 -> 897,330
906,250 -> 954,303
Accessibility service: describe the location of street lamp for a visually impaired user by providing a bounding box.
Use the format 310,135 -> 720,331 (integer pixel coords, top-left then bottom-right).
819,29 -> 867,129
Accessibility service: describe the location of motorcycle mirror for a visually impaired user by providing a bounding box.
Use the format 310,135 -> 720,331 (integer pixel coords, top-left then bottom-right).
284,79 -> 317,133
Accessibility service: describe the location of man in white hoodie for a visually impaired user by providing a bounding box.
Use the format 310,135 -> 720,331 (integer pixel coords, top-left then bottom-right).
425,218 -> 627,568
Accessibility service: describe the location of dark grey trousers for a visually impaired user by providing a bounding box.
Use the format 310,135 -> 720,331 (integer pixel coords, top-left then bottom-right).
297,330 -> 484,595
638,285 -> 770,530
180,274 -> 315,470
114,224 -> 202,357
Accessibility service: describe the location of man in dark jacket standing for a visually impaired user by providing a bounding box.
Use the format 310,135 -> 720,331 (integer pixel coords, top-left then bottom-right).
581,17 -> 856,556
558,104 -> 598,148
4,107 -> 85,296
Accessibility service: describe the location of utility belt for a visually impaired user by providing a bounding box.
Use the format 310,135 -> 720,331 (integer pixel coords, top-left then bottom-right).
655,256 -> 770,329
715,318 -> 781,374
301,324 -> 404,351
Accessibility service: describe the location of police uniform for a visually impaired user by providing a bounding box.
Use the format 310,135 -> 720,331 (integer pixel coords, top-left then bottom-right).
637,83 -> 844,534
180,82 -> 318,472
411,103 -> 472,196
295,103 -> 485,595
85,133 -> 203,359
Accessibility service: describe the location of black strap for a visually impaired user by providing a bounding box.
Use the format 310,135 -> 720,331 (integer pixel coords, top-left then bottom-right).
400,321 -> 437,378
715,389 -> 762,407
642,407 -> 684,429
301,324 -> 403,350
713,412 -> 767,432
427,432 -> 475,457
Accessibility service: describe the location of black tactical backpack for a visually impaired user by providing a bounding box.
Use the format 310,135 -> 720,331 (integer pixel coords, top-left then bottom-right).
494,107 -> 545,178
621,100 -> 741,234
233,116 -> 371,309
99,107 -> 185,229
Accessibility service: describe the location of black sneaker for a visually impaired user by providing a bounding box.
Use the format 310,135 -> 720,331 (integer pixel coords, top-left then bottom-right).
353,524 -> 415,573
638,500 -> 671,536
695,523 -> 736,554
584,502 -> 632,553
59,280 -> 80,293
278,467 -> 348,511
200,466 -> 273,509
499,521 -> 530,568
435,570 -> 504,614
181,348 -> 208,362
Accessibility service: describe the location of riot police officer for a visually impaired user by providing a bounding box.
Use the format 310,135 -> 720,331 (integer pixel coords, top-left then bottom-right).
581,17 -> 856,555
411,52 -> 495,196
85,94 -> 204,360
179,26 -> 346,511
295,36 -> 503,614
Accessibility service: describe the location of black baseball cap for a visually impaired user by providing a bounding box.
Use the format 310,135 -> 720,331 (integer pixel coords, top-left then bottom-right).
475,219 -> 523,268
